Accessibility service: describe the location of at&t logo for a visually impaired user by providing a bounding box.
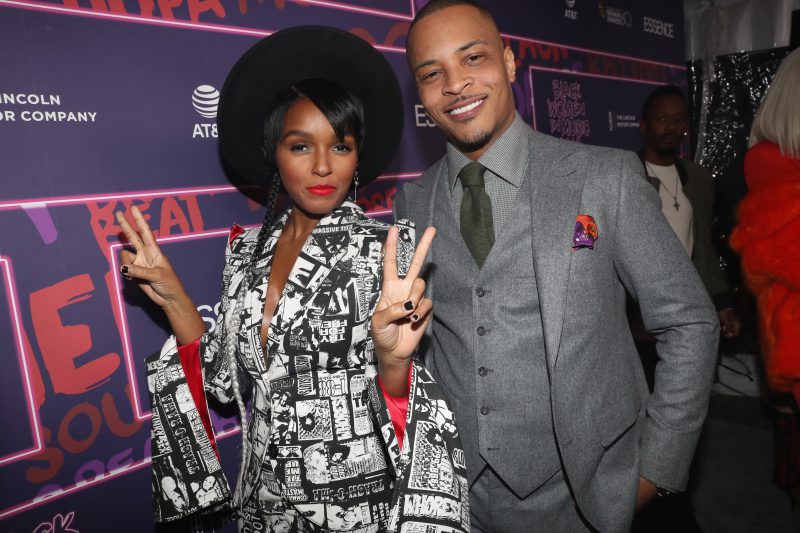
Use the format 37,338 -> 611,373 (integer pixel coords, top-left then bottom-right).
564,0 -> 578,20
192,84 -> 218,138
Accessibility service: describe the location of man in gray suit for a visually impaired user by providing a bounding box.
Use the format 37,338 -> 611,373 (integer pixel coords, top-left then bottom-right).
374,1 -> 719,531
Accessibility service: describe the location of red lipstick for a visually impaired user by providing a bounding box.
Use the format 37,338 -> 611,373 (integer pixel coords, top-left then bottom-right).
307,185 -> 336,196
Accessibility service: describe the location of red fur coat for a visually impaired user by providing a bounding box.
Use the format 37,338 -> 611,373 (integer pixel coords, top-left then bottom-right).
731,141 -> 800,403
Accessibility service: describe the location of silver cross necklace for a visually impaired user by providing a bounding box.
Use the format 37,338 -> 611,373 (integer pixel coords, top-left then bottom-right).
646,162 -> 681,211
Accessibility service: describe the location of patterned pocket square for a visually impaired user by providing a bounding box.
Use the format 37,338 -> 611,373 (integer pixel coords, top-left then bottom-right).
572,214 -> 599,250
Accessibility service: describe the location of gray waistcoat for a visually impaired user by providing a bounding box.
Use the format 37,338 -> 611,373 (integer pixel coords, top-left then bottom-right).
428,172 -> 561,498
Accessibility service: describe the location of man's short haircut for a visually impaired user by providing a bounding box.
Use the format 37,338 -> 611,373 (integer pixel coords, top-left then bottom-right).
641,84 -> 687,119
409,0 -> 495,33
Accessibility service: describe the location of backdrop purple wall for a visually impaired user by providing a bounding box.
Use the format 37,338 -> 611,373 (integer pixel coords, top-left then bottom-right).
0,1 -> 686,531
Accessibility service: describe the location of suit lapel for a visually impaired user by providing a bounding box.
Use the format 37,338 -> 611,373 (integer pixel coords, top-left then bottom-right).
401,158 -> 443,230
243,205 -> 355,370
241,215 -> 283,374
527,134 -> 588,374
269,204 -> 355,346
402,160 -> 444,333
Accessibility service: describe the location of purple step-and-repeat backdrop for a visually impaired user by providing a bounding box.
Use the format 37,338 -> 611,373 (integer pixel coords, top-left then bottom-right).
0,1 -> 685,531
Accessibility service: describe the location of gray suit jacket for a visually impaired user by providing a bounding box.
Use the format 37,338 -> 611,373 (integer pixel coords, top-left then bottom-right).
394,128 -> 719,532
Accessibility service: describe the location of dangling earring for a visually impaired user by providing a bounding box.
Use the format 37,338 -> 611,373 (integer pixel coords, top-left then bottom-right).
353,169 -> 359,202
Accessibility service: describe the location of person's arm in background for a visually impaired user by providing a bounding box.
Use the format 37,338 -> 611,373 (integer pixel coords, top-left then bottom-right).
690,162 -> 740,337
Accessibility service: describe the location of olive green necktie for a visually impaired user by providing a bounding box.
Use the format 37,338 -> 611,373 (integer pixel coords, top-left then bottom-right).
459,161 -> 495,268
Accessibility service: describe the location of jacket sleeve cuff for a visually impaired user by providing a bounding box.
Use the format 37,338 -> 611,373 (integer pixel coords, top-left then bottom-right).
177,336 -> 202,358
639,417 -> 704,492
376,366 -> 413,449
176,336 -> 219,458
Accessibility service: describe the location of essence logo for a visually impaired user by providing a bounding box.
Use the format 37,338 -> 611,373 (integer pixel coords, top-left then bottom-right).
564,0 -> 578,20
191,84 -> 218,139
414,104 -> 436,128
643,16 -> 675,39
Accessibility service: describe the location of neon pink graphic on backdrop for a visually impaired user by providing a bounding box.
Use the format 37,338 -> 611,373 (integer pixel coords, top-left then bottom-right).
0,256 -> 45,468
32,511 -> 79,533
21,204 -> 59,244
529,65 -> 671,132
286,0 -> 415,20
0,174 -> 417,211
0,0 -> 686,68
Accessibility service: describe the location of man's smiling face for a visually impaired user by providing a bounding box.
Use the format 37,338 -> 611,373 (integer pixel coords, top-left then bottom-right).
407,4 -> 517,159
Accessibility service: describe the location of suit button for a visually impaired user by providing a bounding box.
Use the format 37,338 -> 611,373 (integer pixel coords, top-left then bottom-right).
480,405 -> 490,415
268,444 -> 278,458
478,367 -> 488,376
477,326 -> 486,336
476,287 -> 486,297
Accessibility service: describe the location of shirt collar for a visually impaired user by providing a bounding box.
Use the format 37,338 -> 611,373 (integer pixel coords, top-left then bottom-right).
446,112 -> 530,194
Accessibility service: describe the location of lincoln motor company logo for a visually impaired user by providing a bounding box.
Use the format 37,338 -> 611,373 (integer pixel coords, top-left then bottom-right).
0,92 -> 98,123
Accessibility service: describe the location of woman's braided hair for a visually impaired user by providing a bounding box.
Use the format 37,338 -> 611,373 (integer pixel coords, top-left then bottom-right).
223,173 -> 280,502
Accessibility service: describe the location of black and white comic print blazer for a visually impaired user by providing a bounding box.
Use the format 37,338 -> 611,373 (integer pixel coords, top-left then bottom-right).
146,201 -> 470,532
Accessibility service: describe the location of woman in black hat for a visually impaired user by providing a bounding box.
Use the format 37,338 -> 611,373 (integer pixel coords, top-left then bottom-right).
117,27 -> 467,532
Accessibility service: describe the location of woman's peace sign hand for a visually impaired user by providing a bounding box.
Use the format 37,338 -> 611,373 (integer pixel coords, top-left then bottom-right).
370,225 -> 436,396
116,205 -> 187,309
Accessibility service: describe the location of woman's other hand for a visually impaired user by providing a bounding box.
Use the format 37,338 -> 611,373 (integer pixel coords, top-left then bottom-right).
117,205 -> 206,344
116,205 -> 187,309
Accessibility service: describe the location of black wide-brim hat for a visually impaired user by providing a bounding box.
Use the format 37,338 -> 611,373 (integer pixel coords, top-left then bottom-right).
218,26 -> 404,188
